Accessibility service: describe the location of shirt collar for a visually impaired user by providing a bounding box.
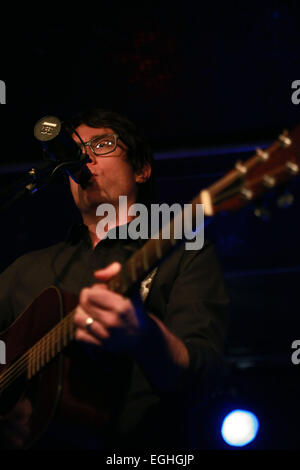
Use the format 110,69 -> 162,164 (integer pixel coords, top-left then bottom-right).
66,221 -> 146,250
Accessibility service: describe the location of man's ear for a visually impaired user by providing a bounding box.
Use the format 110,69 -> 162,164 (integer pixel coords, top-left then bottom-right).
135,162 -> 152,183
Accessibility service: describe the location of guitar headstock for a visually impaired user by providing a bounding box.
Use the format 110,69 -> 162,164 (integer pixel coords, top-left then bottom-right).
201,125 -> 300,215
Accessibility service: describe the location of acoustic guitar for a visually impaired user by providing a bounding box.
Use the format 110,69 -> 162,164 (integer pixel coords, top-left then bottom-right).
0,125 -> 299,448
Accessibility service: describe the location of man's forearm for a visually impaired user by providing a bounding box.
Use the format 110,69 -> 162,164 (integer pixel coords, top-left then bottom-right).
131,313 -> 190,394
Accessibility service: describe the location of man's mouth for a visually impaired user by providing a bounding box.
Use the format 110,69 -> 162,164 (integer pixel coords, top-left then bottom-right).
85,173 -> 99,187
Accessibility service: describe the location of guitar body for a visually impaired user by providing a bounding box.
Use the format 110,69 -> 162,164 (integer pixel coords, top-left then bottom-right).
0,287 -> 114,449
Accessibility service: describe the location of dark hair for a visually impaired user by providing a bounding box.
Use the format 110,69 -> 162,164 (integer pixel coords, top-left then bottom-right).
65,108 -> 156,207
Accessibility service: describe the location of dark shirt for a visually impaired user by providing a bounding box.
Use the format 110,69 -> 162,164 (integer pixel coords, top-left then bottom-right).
0,224 -> 229,449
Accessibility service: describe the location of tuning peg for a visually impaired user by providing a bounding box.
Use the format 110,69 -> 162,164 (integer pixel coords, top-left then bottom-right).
278,130 -> 292,148
254,206 -> 271,221
277,192 -> 294,209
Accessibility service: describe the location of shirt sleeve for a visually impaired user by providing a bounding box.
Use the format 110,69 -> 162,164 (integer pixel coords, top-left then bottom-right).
162,240 -> 230,395
114,241 -> 230,446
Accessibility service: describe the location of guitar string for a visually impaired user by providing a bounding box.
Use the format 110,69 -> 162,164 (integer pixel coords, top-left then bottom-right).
0,142 -> 290,392
0,274 -> 129,391
26,311 -> 75,378
0,238 -> 173,392
0,218 -> 202,392
0,313 -> 74,392
0,313 -> 73,391
0,267 -> 132,391
0,220 -> 213,394
0,260 -> 140,392
0,236 -> 180,392
0,271 -> 128,391
0,311 -> 75,392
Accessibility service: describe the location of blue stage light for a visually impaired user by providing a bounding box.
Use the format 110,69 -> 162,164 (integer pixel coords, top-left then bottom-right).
221,409 -> 259,447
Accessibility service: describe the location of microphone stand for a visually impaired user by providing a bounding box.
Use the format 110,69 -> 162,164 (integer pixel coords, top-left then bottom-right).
0,158 -> 90,215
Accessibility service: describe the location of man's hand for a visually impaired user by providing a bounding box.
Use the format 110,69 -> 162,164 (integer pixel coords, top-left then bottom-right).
73,262 -> 189,393
73,262 -> 149,352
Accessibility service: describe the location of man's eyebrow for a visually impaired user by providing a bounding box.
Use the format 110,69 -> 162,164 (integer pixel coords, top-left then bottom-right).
90,133 -> 112,140
76,133 -> 113,144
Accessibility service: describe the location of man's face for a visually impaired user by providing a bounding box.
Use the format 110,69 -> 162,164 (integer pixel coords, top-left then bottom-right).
70,124 -> 140,214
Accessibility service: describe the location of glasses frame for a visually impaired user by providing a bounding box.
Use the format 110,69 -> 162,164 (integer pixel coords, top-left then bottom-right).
81,133 -> 120,156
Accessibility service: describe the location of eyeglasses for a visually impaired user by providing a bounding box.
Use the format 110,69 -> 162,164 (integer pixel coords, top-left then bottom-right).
80,133 -> 121,156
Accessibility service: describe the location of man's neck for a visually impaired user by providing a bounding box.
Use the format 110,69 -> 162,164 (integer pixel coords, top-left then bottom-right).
81,204 -> 136,249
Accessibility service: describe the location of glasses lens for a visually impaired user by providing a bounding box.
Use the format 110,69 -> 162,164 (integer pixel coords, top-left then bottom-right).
91,135 -> 116,155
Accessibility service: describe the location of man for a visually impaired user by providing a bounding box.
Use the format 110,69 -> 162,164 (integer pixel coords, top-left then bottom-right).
0,108 -> 229,449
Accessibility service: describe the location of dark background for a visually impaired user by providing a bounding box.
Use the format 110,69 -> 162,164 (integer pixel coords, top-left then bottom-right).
0,1 -> 300,450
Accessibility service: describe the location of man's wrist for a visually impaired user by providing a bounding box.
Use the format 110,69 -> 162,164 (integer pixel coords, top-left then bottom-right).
129,311 -> 157,357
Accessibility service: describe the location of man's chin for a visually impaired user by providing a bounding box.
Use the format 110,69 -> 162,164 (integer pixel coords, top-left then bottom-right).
80,190 -> 109,210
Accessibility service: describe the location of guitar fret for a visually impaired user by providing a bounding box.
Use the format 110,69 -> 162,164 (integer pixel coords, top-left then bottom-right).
45,335 -> 49,362
38,338 -> 42,370
39,334 -> 43,368
3,123 -> 299,401
28,354 -> 32,379
63,317 -> 67,347
32,353 -> 36,377
38,338 -> 43,370
55,323 -> 59,355
43,337 -> 47,366
51,328 -> 55,358
54,329 -> 58,356
39,340 -> 43,369
36,344 -> 40,372
55,324 -> 59,355
52,326 -> 56,357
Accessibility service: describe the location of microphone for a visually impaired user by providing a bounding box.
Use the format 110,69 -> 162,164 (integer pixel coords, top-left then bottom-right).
34,115 -> 92,188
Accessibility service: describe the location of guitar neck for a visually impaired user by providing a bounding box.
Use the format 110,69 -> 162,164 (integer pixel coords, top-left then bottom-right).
27,309 -> 75,379
25,192 -> 204,381
107,192 -> 203,295
3,123 -> 299,390
0,306 -> 76,394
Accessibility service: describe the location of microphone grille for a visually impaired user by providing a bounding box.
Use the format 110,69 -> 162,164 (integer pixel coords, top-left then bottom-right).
34,115 -> 62,141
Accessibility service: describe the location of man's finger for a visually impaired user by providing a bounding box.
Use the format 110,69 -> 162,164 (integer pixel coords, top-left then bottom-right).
94,262 -> 121,281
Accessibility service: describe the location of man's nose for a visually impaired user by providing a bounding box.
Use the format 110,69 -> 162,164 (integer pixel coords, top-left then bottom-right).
85,149 -> 97,165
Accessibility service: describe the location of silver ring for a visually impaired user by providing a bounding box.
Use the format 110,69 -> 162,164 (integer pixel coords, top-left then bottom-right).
85,316 -> 94,334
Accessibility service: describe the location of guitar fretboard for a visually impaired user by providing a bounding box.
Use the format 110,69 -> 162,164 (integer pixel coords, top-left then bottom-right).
0,193 -> 203,392
108,193 -> 203,294
27,311 -> 76,379
1,122 -> 299,392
